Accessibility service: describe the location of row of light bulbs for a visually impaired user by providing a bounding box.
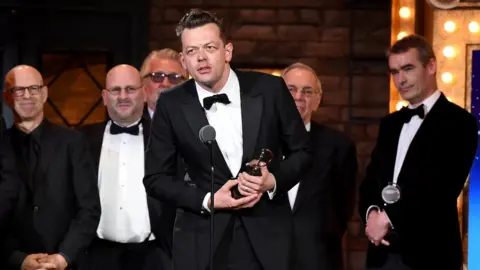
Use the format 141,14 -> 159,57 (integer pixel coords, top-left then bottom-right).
440,19 -> 480,85
395,6 -> 414,110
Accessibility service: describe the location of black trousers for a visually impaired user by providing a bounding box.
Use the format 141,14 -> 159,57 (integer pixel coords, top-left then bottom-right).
366,253 -> 413,270
212,216 -> 263,270
81,237 -> 171,270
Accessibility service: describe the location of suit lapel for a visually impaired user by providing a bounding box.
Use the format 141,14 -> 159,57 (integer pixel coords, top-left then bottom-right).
396,94 -> 448,185
180,80 -> 231,176
291,124 -> 319,213
142,114 -> 151,148
90,123 -> 107,172
237,71 -> 263,163
35,121 -> 61,187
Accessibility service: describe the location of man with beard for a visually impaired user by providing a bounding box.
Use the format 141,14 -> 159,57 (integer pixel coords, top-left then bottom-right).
79,64 -> 173,270
144,9 -> 311,270
140,49 -> 188,120
0,65 -> 100,270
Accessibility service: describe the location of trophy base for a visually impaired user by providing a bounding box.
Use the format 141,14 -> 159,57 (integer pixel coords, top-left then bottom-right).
231,185 -> 245,199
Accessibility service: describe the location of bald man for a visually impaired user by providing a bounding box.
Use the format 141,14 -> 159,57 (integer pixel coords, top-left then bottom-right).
0,65 -> 100,270
79,65 -> 173,270
282,63 -> 357,270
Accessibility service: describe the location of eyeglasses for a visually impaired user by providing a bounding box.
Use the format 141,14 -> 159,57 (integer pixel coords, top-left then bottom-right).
288,87 -> 320,98
9,85 -> 44,97
143,72 -> 185,84
106,85 -> 142,96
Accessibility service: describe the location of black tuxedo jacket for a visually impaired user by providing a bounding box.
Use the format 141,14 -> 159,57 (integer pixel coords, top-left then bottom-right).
144,70 -> 312,270
0,139 -> 20,236
1,120 -> 101,270
79,116 -> 178,257
291,123 -> 357,270
358,94 -> 478,269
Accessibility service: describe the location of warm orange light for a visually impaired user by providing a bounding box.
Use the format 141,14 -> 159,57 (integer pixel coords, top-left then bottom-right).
443,46 -> 456,58
444,21 -> 456,33
469,21 -> 479,33
399,7 -> 411,19
396,100 -> 409,111
441,72 -> 453,84
397,31 -> 408,40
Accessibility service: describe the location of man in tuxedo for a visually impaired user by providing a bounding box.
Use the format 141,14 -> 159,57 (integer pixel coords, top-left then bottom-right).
358,35 -> 478,270
1,65 -> 101,270
282,62 -> 357,270
79,64 -> 173,270
140,48 -> 188,120
144,9 -> 311,270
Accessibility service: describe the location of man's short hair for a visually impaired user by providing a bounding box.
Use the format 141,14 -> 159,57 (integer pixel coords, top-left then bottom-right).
387,34 -> 436,66
140,48 -> 187,78
175,9 -> 226,43
282,62 -> 323,95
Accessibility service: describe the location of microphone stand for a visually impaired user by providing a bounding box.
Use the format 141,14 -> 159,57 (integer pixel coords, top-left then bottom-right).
207,140 -> 215,270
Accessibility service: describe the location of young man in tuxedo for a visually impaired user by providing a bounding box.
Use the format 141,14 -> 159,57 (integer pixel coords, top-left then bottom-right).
140,48 -> 188,120
1,65 -> 101,270
358,35 -> 478,270
144,9 -> 311,270
282,63 -> 358,270
79,64 -> 174,270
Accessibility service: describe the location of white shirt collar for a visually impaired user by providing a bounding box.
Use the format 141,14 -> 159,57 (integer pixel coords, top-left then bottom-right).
148,108 -> 154,119
196,68 -> 240,108
408,90 -> 441,115
305,122 -> 311,132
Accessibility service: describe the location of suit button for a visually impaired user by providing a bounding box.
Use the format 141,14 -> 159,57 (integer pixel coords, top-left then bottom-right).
33,206 -> 39,212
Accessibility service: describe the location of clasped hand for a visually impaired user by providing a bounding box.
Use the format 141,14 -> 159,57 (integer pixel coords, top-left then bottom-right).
365,210 -> 391,246
209,160 -> 274,210
21,253 -> 68,270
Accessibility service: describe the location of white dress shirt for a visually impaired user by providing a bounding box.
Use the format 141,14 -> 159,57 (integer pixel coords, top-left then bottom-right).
366,90 -> 442,225
199,69 -> 275,211
148,107 -> 154,119
288,122 -> 311,209
97,120 -> 154,243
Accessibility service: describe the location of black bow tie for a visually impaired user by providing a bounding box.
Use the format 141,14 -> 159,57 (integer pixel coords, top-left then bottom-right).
400,104 -> 425,123
110,121 -> 140,135
203,94 -> 231,110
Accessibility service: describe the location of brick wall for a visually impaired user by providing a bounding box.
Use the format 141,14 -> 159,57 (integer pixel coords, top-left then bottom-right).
149,1 -> 390,269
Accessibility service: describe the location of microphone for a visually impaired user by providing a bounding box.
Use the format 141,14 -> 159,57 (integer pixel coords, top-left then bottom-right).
199,125 -> 216,270
199,125 -> 216,144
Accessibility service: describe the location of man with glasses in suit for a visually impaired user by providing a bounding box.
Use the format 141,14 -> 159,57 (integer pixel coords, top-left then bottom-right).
140,48 -> 188,120
80,64 -> 174,270
0,65 -> 100,270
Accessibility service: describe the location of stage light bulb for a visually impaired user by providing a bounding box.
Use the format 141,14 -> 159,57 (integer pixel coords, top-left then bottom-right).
441,72 -> 453,84
397,31 -> 408,40
469,21 -> 479,33
443,46 -> 456,58
396,100 -> 408,111
444,21 -> 456,33
399,7 -> 411,19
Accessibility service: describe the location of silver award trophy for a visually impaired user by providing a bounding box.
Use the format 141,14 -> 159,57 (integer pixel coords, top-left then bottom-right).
381,182 -> 401,205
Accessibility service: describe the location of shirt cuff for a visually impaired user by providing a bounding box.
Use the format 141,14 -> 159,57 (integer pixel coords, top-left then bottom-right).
202,192 -> 211,213
366,205 -> 380,222
366,205 -> 394,229
59,252 -> 71,266
266,174 -> 277,200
